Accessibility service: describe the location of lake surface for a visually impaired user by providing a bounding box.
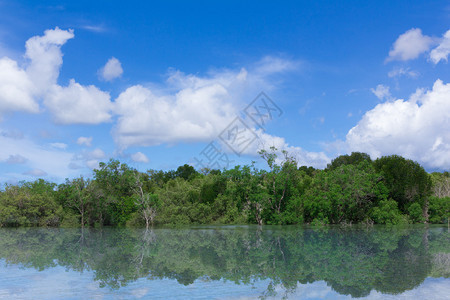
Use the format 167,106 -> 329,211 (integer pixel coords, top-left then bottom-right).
0,225 -> 448,299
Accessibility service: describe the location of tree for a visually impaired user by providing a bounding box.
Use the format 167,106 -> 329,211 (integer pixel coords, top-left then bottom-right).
374,155 -> 432,221
430,172 -> 450,198
57,177 -> 91,227
133,172 -> 160,229
428,196 -> 450,224
0,180 -> 62,227
303,161 -> 388,224
175,164 -> 198,181
326,152 -> 372,171
258,147 -> 303,224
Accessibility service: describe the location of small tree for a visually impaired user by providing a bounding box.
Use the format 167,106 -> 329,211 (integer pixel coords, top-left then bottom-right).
133,173 -> 160,229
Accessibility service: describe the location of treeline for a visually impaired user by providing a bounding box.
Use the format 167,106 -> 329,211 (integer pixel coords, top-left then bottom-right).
0,149 -> 449,227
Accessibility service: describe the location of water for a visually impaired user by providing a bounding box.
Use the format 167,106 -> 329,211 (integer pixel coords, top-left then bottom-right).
0,225 -> 448,299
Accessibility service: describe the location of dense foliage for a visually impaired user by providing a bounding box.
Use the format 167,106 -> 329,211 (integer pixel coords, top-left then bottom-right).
0,151 -> 448,227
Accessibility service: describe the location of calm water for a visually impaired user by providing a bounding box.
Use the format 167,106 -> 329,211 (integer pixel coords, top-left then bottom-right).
0,225 -> 449,300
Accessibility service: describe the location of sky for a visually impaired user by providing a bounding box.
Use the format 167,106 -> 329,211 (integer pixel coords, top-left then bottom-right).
0,0 -> 449,183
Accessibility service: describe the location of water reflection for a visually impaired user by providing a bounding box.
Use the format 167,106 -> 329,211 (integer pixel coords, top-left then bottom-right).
0,225 -> 448,298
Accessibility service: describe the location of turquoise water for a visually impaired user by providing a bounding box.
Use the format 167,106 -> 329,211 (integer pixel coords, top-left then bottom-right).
0,225 -> 448,299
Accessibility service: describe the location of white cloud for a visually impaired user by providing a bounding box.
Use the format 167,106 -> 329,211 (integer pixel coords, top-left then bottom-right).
99,57 -> 123,81
77,136 -> 93,147
113,57 -> 297,149
23,169 -> 47,177
131,152 -> 149,163
113,83 -> 235,148
5,154 -> 27,164
387,67 -> 419,78
24,27 -> 74,96
0,27 -> 113,124
387,28 -> 434,62
430,29 -> 450,64
50,142 -> 68,149
371,84 -> 392,101
45,79 -> 112,124
345,79 -> 450,170
0,58 -> 38,115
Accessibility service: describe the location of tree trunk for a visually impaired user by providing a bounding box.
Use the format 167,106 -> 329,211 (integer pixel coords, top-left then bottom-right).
423,198 -> 429,224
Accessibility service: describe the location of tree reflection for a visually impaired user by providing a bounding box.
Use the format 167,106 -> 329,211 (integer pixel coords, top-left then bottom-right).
0,225 -> 448,298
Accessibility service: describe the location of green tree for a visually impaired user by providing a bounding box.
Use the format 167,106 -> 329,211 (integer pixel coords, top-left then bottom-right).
93,159 -> 138,226
258,147 -> 303,224
303,161 -> 388,224
374,155 -> 432,219
175,164 -> 198,181
57,177 -> 92,227
428,196 -> 450,224
370,199 -> 407,225
0,180 -> 62,227
326,152 -> 372,171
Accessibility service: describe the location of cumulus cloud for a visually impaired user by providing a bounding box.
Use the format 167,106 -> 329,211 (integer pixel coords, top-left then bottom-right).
131,152 -> 149,163
24,27 -> 74,96
113,83 -> 235,148
371,84 -> 393,101
0,57 -> 38,116
113,57 -> 297,149
0,27 -> 113,124
99,57 -> 123,81
45,79 -> 112,124
430,29 -> 450,64
345,79 -> 450,170
76,136 -> 93,147
5,154 -> 27,164
387,28 -> 434,62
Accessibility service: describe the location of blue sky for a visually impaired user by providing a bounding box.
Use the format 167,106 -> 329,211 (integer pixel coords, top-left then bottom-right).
0,0 -> 449,183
